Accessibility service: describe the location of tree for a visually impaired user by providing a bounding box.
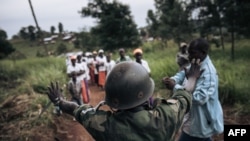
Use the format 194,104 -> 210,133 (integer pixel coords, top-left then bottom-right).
188,0 -> 225,49
77,30 -> 99,51
28,0 -> 41,36
0,29 -> 7,40
148,0 -> 193,44
50,26 -> 56,35
19,27 -> 29,40
206,0 -> 250,60
187,0 -> 250,60
80,0 -> 141,50
28,0 -> 47,52
0,29 -> 15,59
146,9 -> 159,38
139,28 -> 147,41
58,22 -> 63,36
28,25 -> 36,41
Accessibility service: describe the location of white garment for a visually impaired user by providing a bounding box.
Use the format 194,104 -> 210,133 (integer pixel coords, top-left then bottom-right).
106,60 -> 116,76
96,56 -> 107,71
77,61 -> 89,80
91,58 -> 99,74
134,59 -> 151,74
67,63 -> 84,83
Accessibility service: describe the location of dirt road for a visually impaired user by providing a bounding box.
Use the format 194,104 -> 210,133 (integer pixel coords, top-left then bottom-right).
53,84 -> 108,141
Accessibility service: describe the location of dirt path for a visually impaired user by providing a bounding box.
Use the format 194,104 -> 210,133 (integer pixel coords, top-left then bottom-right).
53,84 -> 107,141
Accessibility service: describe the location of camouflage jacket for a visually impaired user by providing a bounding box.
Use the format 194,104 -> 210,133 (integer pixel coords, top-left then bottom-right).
73,89 -> 191,141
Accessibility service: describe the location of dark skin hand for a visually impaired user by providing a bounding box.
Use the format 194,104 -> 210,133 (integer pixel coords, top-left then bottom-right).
162,77 -> 176,90
47,81 -> 79,116
184,59 -> 204,93
184,58 -> 202,80
162,58 -> 204,91
47,81 -> 63,105
68,70 -> 85,78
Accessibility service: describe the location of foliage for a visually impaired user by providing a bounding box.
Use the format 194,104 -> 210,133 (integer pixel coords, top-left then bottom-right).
8,50 -> 27,60
50,26 -> 56,35
0,29 -> 8,40
56,43 -> 68,55
147,0 -> 192,43
76,31 -> 99,51
28,25 -> 36,41
187,0 -> 250,59
80,0 -> 141,50
0,39 -> 16,59
146,9 -> 159,38
58,22 -> 63,35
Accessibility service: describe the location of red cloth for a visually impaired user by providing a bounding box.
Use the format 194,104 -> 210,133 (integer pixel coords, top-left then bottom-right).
98,71 -> 106,87
81,80 -> 90,103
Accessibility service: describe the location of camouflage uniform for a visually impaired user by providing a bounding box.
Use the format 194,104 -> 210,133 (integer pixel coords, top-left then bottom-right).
74,89 -> 191,141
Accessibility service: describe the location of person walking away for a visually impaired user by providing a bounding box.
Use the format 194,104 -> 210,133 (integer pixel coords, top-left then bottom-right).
88,51 -> 98,86
66,55 -> 84,105
105,52 -> 116,76
47,60 -> 203,141
116,48 -> 131,64
163,38 -> 224,141
133,48 -> 151,76
76,53 -> 90,104
96,49 -> 107,89
83,52 -> 91,83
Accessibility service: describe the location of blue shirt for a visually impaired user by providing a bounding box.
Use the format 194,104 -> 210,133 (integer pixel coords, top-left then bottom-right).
171,56 -> 224,138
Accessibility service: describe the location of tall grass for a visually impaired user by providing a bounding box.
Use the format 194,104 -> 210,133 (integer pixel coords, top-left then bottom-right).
0,57 -> 67,101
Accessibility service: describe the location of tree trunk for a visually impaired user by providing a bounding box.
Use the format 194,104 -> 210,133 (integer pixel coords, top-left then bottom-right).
231,31 -> 235,61
231,23 -> 235,61
219,25 -> 224,51
28,0 -> 48,54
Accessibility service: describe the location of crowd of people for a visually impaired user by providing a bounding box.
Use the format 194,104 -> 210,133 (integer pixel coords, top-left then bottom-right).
64,47 -> 151,106
47,38 -> 224,141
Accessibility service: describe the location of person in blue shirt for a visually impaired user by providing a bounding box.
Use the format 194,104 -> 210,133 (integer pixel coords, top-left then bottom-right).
163,38 -> 224,141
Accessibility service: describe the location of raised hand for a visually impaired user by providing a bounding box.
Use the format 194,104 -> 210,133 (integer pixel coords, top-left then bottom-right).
184,59 -> 204,80
47,81 -> 63,105
184,59 -> 204,93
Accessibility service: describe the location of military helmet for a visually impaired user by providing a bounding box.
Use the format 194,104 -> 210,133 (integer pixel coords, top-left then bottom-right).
105,62 -> 155,110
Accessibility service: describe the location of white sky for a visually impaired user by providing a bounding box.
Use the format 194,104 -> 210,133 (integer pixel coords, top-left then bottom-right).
0,0 -> 155,39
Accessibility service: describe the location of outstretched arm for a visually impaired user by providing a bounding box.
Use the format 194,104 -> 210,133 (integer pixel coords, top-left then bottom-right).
58,100 -> 79,116
47,81 -> 79,116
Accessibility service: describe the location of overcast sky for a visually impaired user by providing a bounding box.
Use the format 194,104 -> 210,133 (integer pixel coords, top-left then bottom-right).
0,0 -> 155,39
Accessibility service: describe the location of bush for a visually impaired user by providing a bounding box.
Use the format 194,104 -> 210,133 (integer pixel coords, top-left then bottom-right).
0,39 -> 16,59
56,43 -> 68,55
